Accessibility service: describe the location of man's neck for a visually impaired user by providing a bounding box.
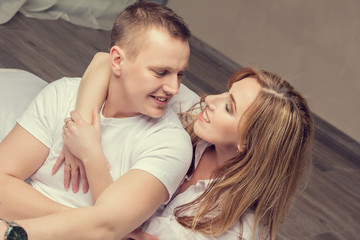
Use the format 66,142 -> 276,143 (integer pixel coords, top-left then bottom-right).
102,77 -> 141,118
102,100 -> 140,118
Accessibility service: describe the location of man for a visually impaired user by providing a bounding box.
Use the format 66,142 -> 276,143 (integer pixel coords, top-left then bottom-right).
0,2 -> 192,239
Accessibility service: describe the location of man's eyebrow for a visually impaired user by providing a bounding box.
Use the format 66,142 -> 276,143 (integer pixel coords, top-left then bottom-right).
230,93 -> 237,112
182,66 -> 189,71
151,65 -> 188,72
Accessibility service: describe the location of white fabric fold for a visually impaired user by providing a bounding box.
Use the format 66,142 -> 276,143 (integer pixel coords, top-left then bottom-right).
0,0 -> 136,30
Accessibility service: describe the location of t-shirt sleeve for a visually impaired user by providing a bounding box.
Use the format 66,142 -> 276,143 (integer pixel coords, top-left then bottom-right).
168,83 -> 201,114
131,126 -> 192,202
16,78 -> 76,148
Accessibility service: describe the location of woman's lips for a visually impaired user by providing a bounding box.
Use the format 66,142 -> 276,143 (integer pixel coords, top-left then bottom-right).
198,109 -> 210,123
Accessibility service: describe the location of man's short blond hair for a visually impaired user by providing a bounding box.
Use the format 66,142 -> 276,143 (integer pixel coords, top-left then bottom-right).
110,1 -> 190,60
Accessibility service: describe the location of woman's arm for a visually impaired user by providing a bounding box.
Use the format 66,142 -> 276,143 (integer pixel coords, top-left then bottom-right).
71,52 -> 113,198
63,109 -> 113,201
52,52 -> 112,193
76,52 -> 111,123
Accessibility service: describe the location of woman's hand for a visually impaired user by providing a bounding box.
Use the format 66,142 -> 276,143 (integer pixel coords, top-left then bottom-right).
122,229 -> 159,240
62,108 -> 103,164
52,145 -> 89,193
62,108 -> 112,201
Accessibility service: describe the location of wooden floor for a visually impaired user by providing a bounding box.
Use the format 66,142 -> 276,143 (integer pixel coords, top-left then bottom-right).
1,13 -> 359,240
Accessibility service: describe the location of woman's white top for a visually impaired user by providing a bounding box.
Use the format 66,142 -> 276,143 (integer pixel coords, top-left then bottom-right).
144,140 -> 263,240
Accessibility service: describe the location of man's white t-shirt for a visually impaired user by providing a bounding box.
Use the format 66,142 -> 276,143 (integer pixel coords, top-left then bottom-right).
16,77 -> 193,207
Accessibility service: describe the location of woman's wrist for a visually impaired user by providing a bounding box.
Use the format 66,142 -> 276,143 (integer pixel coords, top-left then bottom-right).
82,151 -> 112,201
82,149 -> 107,166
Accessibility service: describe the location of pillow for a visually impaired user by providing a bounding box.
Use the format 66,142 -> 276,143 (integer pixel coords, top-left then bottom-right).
0,68 -> 47,141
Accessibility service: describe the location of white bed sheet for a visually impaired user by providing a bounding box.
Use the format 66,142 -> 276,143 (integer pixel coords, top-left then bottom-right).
0,68 -> 47,140
0,0 -> 136,30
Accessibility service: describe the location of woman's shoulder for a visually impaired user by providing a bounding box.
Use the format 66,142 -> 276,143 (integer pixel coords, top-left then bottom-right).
240,209 -> 267,240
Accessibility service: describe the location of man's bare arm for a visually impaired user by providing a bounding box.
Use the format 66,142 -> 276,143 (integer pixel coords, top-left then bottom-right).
17,169 -> 168,240
0,124 -> 70,220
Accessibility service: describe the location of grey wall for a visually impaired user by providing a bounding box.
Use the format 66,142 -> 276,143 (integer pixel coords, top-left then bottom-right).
168,0 -> 360,143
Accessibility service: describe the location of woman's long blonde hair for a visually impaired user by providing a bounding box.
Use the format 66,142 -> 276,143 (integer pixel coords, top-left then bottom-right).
175,67 -> 314,240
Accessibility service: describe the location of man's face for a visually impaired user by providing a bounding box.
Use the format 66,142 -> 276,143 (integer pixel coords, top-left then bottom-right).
115,29 -> 190,118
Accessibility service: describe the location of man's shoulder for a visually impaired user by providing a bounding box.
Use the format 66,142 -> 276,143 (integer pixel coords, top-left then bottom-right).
48,77 -> 81,88
155,107 -> 184,129
145,109 -> 191,145
133,109 -> 189,143
39,77 -> 81,98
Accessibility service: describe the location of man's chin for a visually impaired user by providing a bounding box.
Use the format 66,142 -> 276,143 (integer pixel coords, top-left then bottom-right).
145,108 -> 166,119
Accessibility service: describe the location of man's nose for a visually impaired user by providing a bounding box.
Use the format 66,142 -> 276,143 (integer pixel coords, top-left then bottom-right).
163,75 -> 180,95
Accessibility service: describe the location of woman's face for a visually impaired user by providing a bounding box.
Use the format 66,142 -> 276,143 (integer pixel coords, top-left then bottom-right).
194,77 -> 261,150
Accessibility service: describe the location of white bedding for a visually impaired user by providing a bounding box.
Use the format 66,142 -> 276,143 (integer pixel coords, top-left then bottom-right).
0,0 -> 136,30
0,69 -> 47,140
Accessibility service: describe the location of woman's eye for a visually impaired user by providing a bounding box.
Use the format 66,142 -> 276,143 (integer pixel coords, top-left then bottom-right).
225,99 -> 233,113
225,103 -> 231,113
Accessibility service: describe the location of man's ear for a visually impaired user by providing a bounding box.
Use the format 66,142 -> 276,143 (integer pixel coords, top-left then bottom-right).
110,46 -> 125,77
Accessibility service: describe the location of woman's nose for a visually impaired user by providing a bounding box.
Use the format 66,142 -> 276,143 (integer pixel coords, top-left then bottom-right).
205,94 -> 219,110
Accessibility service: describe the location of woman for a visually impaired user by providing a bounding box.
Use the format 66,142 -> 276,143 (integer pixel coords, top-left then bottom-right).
58,54 -> 314,240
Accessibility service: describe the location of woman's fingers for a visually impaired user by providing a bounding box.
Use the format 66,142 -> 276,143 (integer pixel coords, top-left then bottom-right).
70,110 -> 83,123
52,147 -> 65,175
63,160 -> 72,190
63,151 -> 89,193
70,165 -> 80,193
60,115 -> 91,193
79,162 -> 89,193
63,147 -> 82,193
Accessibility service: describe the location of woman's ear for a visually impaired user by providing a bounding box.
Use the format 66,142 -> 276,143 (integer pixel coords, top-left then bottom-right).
237,143 -> 246,152
109,46 -> 125,77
